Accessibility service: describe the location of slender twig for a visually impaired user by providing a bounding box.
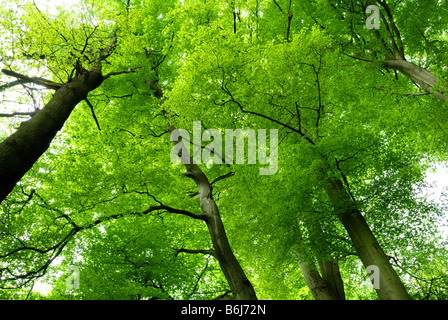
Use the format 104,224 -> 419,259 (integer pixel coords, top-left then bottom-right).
0,79 -> 28,93
334,157 -> 357,205
373,86 -> 429,96
285,0 -> 293,42
189,172 -> 235,198
191,257 -> 212,297
85,98 -> 101,131
218,78 -> 316,145
272,0 -> 284,14
210,172 -> 235,185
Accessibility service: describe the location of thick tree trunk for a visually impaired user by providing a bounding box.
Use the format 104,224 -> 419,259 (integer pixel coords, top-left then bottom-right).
319,259 -> 345,300
297,210 -> 345,300
382,59 -> 446,101
324,177 -> 411,300
204,195 -> 258,300
0,70 -> 104,204
299,260 -> 339,300
298,258 -> 345,300
183,162 -> 258,300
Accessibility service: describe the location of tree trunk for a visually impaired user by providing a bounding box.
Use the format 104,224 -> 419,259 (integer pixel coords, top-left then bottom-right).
0,70 -> 104,204
319,259 -> 345,300
296,209 -> 346,300
382,59 -> 446,101
298,257 -> 345,300
324,177 -> 411,300
162,103 -> 257,300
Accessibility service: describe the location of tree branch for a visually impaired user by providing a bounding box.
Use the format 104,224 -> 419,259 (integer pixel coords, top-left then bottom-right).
188,172 -> 235,198
210,172 -> 235,186
94,30 -> 118,69
218,78 -> 316,145
272,0 -> 284,14
285,0 -> 293,42
85,98 -> 101,131
175,248 -> 217,258
378,0 -> 405,59
0,79 -> 29,93
81,203 -> 206,231
147,204 -> 207,221
373,86 -> 430,96
1,69 -> 62,90
334,157 -> 357,206
188,256 -> 212,298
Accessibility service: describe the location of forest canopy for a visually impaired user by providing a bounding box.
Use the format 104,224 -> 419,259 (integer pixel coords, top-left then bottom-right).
0,0 -> 448,300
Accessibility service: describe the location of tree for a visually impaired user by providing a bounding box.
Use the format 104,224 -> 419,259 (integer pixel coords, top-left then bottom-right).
304,0 -> 448,101
1,0 -> 448,301
0,1 -> 139,204
164,21 -> 413,298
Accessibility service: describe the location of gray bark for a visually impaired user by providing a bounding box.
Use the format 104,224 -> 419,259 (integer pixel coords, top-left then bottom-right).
324,176 -> 411,300
168,117 -> 257,300
319,259 -> 345,300
297,210 -> 345,300
155,77 -> 257,299
382,59 -> 446,102
165,117 -> 257,300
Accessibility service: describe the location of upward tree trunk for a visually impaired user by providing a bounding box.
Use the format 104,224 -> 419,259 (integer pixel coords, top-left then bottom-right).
154,70 -> 257,299
298,256 -> 345,300
324,176 -> 411,300
0,32 -> 124,204
164,117 -> 257,300
0,70 -> 104,204
197,172 -> 258,300
296,209 -> 345,300
165,120 -> 257,299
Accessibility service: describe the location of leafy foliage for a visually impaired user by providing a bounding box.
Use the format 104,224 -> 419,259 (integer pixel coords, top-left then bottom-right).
1,0 -> 448,300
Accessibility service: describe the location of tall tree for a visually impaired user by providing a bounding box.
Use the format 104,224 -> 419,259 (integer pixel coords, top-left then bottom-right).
1,0 -> 448,301
163,22 -> 414,299
164,110 -> 258,299
0,2 -> 137,204
314,0 -> 448,101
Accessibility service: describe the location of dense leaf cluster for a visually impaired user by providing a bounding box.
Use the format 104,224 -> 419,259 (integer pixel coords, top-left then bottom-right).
0,0 -> 447,300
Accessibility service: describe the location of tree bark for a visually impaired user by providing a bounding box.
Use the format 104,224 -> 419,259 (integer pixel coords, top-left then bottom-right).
153,72 -> 257,299
382,59 -> 446,102
198,173 -> 258,300
164,116 -> 257,300
298,258 -> 345,300
0,70 -> 104,204
0,31 -> 125,204
319,259 -> 345,300
324,176 -> 411,300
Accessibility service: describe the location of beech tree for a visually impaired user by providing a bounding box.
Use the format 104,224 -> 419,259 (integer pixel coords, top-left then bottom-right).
1,0 -> 448,301
0,1 -> 142,203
